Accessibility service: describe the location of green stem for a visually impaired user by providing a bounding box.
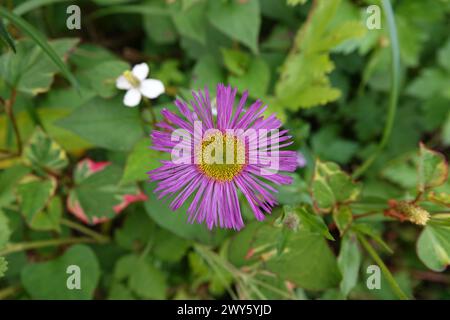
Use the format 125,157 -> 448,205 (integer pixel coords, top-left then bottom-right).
0,237 -> 96,256
60,218 -> 110,243
357,234 -> 409,300
353,0 -> 400,179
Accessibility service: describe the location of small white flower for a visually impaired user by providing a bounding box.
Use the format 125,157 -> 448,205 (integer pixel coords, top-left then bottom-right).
116,63 -> 165,107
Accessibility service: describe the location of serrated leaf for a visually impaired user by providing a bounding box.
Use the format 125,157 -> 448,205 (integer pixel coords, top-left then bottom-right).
68,159 -> 146,224
21,245 -> 100,299
23,127 -> 68,174
0,164 -> 30,208
417,224 -> 450,272
0,8 -> 78,90
287,206 -> 334,241
0,38 -> 78,95
311,160 -> 361,212
208,0 -> 260,53
428,191 -> 450,207
333,205 -> 353,235
29,196 -> 62,232
228,221 -> 341,291
274,0 -> 364,112
17,177 -> 57,227
418,143 -> 448,192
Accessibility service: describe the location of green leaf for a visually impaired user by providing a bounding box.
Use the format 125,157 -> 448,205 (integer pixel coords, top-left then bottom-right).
229,57 -> 270,99
114,254 -> 167,299
108,282 -> 134,300
438,38 -> 450,72
428,191 -> 450,208
267,232 -> 341,290
229,222 -> 341,291
221,48 -> 250,76
13,0 -> 73,16
418,143 -> 448,192
17,177 -> 57,227
23,127 -> 68,174
115,210 -> 154,252
0,18 -> 15,52
143,183 -> 230,245
0,210 -> 11,278
311,160 -> 361,212
77,60 -> 129,98
172,0 -> 207,44
57,97 -> 144,151
274,0 -> 364,112
0,212 -> 10,245
333,205 -> 353,236
128,258 -> 167,299
121,138 -> 165,185
337,233 -> 361,297
286,206 -> 334,241
28,196 -> 62,232
0,8 -> 78,90
0,165 -> 30,208
0,38 -> 78,95
69,163 -> 124,221
207,0 -> 260,53
21,245 -> 100,299
0,257 -> 7,278
190,54 -> 225,89
417,224 -> 450,272
406,68 -> 450,100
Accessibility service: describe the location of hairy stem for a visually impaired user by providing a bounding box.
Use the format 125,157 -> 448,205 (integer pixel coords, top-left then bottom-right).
357,234 -> 409,300
353,0 -> 400,179
60,218 -> 110,243
0,237 -> 96,256
4,88 -> 22,155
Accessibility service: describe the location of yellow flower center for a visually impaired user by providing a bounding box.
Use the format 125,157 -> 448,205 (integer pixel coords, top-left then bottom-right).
123,70 -> 141,88
196,132 -> 246,182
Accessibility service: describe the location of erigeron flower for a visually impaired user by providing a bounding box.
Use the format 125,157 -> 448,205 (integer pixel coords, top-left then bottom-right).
148,84 -> 298,230
116,62 -> 165,107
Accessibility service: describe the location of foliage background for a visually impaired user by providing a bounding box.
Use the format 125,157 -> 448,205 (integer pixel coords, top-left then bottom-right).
0,0 -> 449,300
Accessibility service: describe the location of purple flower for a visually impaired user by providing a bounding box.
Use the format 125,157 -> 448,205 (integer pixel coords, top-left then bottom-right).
148,84 -> 297,230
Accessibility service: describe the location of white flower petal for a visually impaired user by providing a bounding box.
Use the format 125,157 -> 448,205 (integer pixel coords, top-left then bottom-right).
123,88 -> 142,107
132,63 -> 149,81
140,79 -> 165,99
116,75 -> 132,90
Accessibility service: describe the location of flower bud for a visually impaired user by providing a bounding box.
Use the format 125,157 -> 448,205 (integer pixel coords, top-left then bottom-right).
397,201 -> 430,226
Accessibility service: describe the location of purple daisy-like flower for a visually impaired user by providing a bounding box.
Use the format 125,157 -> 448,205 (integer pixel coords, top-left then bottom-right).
148,84 -> 297,230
